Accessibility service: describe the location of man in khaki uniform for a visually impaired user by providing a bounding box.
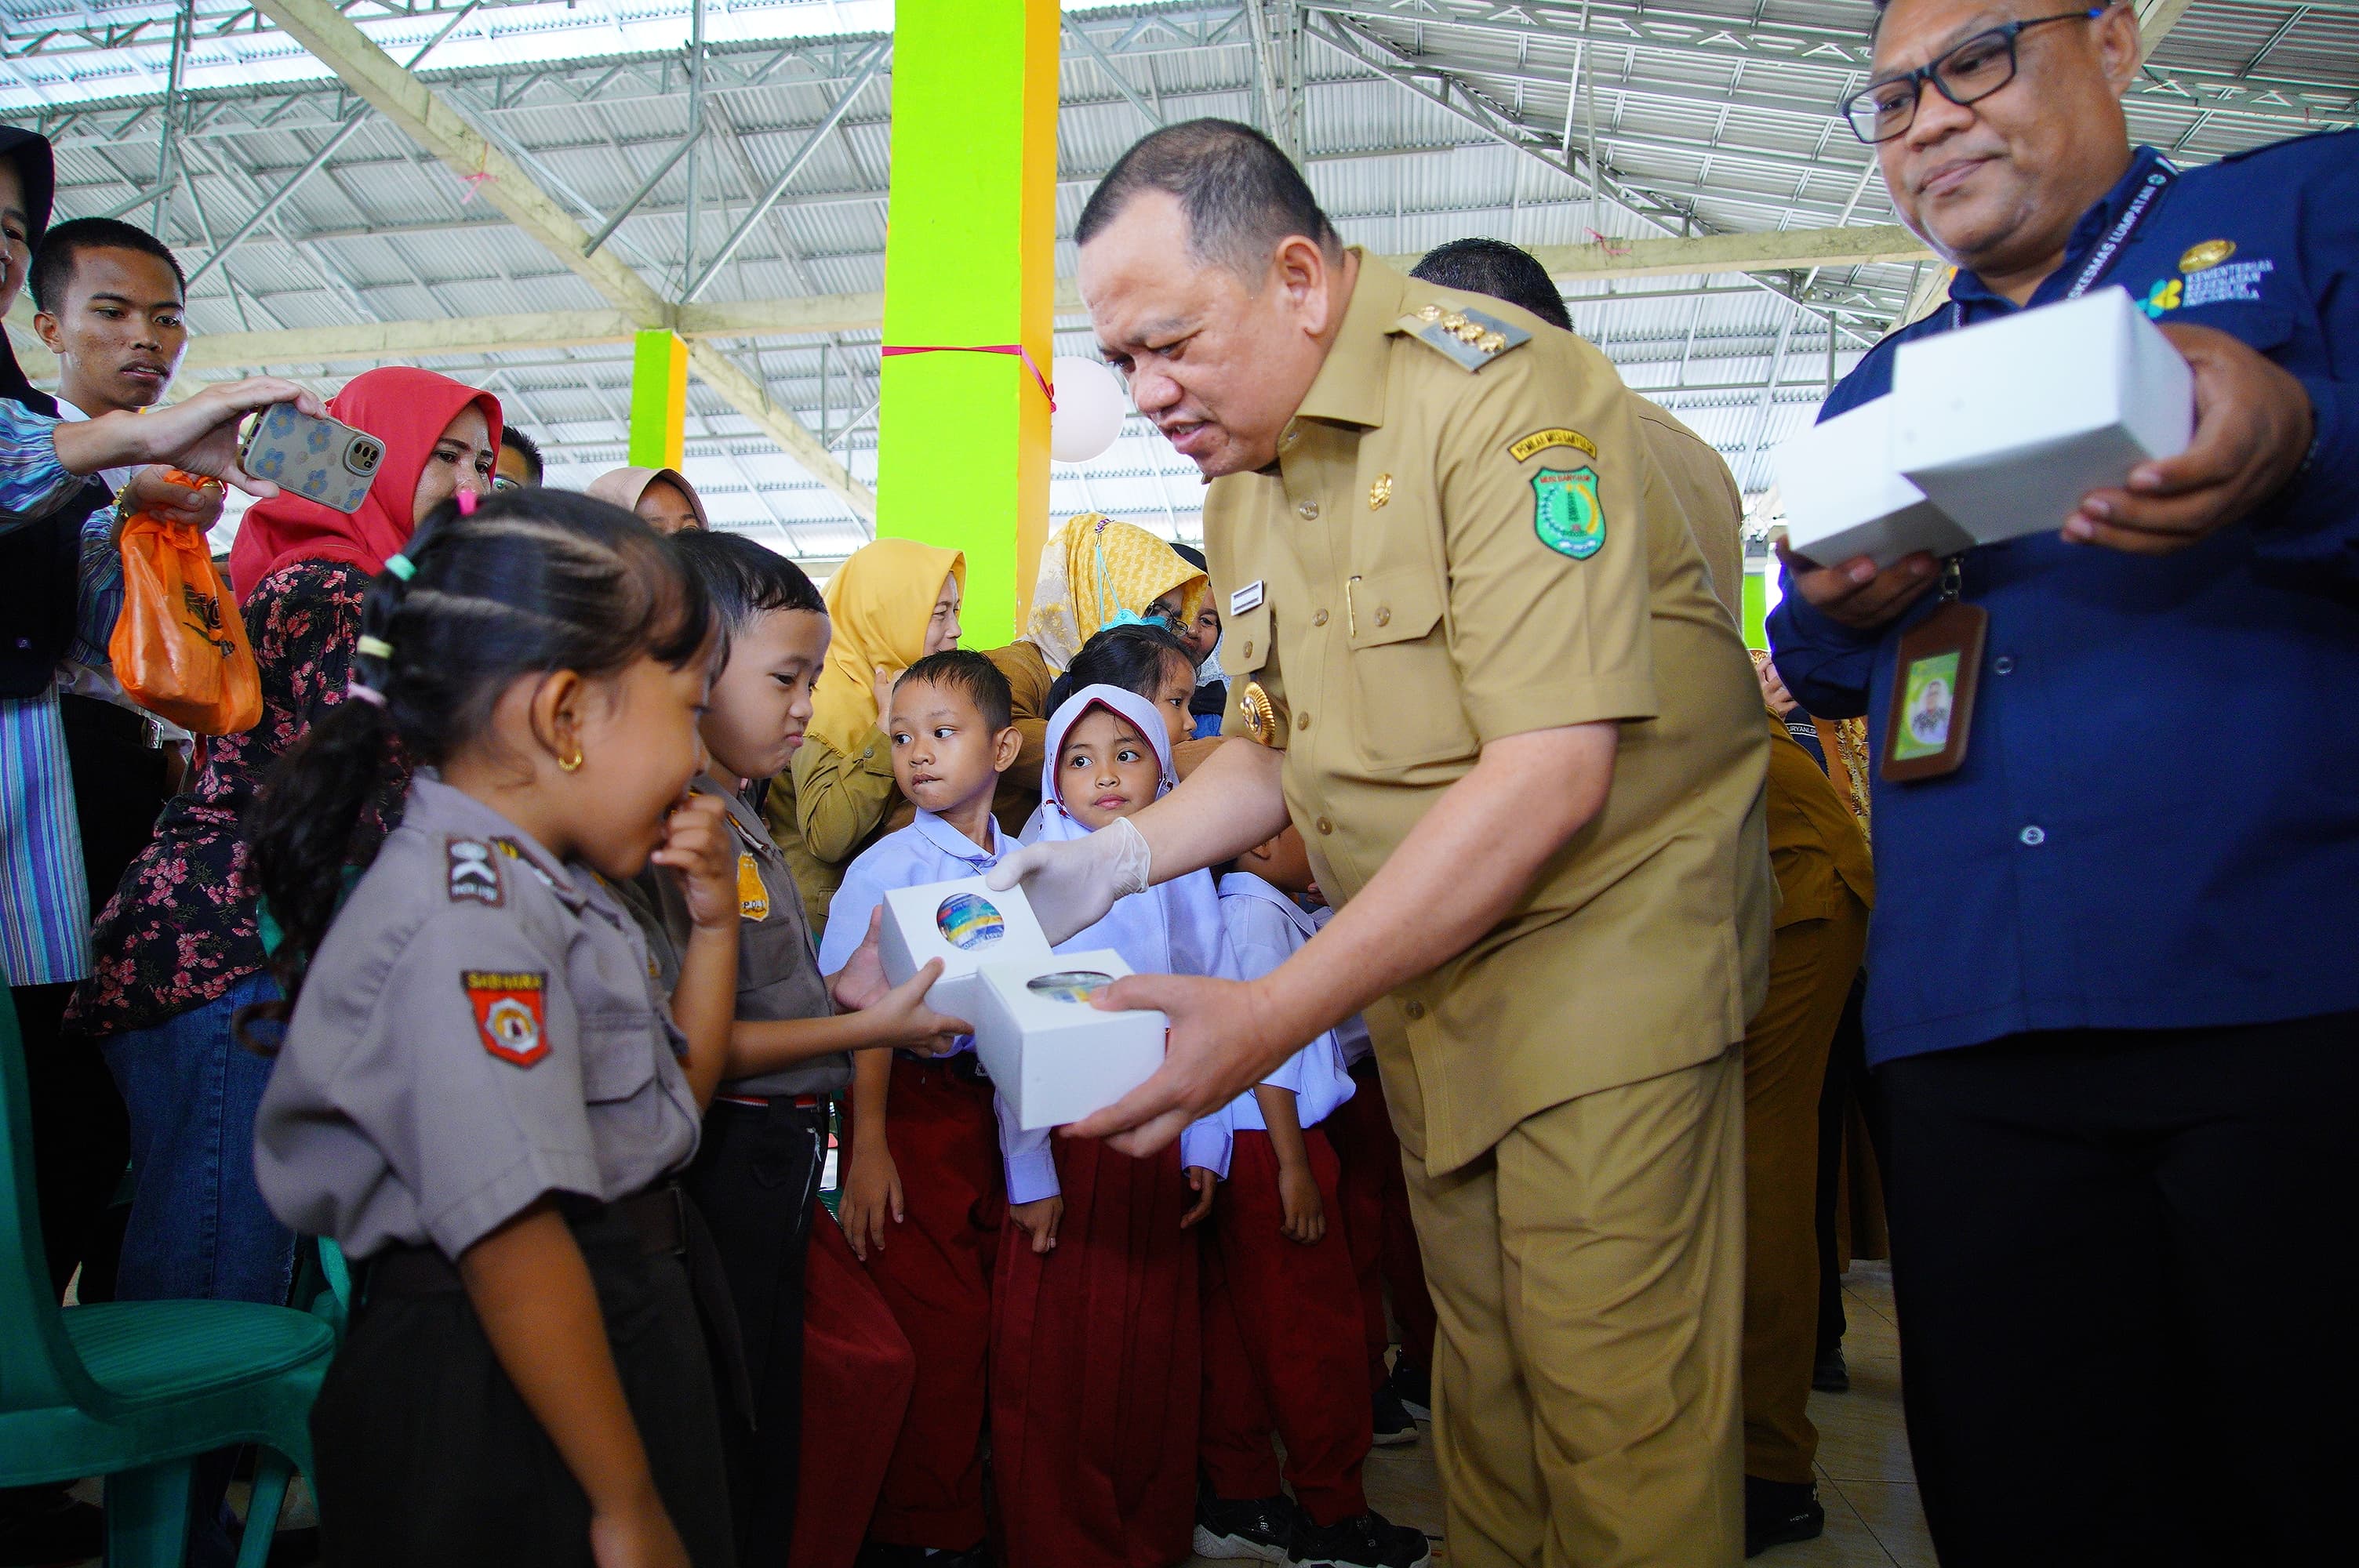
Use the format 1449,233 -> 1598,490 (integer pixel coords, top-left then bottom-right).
993,121 -> 1775,1567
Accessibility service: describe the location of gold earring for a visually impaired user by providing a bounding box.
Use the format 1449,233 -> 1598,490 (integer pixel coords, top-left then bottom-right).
558,745 -> 584,773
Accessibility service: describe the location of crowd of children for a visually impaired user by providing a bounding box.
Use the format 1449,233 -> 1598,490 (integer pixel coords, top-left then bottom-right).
238,488 -> 1438,1568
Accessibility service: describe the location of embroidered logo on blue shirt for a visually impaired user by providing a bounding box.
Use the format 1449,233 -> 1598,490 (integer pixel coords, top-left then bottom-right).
2138,255 -> 2274,319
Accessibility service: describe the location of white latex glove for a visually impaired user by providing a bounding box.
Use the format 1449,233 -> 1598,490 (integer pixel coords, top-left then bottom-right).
985,817 -> 1152,944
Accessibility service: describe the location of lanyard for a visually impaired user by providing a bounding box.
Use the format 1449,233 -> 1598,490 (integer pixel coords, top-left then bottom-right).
1950,162 -> 2176,332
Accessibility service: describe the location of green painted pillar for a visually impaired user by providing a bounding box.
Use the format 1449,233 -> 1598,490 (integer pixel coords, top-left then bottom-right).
629,329 -> 689,471
873,0 -> 1059,648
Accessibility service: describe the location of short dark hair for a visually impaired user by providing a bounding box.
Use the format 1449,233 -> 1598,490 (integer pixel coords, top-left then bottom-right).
1076,118 -> 1339,278
1047,622 -> 1194,715
500,425 -> 546,484
896,648 -> 1013,732
667,528 -> 823,665
31,217 -> 185,314
1409,238 -> 1570,332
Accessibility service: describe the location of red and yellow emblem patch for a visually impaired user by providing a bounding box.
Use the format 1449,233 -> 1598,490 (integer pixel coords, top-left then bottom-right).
464,970 -> 548,1067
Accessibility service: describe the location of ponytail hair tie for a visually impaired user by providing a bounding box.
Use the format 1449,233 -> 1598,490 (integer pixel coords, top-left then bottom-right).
383,553 -> 416,582
354,635 -> 394,660
346,681 -> 389,709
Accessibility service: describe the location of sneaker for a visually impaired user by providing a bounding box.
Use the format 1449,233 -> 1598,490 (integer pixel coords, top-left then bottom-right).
1383,1357 -> 1431,1421
1744,1476 -> 1825,1557
1811,1343 -> 1850,1394
1369,1385 -> 1419,1446
1289,1509 -> 1432,1568
1195,1492 -> 1298,1563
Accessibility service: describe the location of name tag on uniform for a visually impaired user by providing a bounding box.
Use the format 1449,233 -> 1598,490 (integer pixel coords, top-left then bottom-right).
1229,580 -> 1263,616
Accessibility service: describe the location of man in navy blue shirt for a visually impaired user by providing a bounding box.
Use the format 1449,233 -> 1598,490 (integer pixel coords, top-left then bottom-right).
1769,2 -> 2355,1562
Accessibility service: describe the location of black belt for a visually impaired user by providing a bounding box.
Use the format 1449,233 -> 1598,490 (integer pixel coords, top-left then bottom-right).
365,1185 -> 689,1297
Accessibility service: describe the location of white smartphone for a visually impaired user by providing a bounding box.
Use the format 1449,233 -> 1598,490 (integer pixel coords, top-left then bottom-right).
238,402 -> 383,513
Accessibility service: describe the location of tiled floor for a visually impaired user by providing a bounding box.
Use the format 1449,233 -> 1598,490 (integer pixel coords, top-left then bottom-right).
1185,1261 -> 1932,1568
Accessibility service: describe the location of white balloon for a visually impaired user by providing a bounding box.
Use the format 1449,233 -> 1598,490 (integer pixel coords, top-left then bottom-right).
1049,355 -> 1128,464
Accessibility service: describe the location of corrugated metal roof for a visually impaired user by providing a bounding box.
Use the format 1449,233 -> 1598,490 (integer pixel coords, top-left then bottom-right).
2,0 -> 2348,557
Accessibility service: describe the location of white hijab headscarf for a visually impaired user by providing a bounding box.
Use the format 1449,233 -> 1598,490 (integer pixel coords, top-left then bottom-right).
1024,684 -> 1230,977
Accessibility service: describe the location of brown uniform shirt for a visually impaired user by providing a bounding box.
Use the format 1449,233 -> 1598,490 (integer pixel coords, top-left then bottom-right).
1637,401 -> 1747,625
635,774 -> 845,1100
1764,719 -> 1876,928
1206,253 -> 1775,1175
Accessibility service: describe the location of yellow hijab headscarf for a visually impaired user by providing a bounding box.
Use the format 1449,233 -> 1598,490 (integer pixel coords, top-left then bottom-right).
807,536 -> 968,757
1025,513 -> 1208,673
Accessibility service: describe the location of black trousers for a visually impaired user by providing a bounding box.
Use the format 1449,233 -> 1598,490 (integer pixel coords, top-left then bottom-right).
314,1203 -> 736,1568
8,979 -> 128,1301
682,1098 -> 825,1565
1812,974 -> 1877,1358
1879,1013 -> 2357,1568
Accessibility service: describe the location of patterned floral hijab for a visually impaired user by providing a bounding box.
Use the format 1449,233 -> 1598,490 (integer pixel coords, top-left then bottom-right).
1025,513 -> 1206,673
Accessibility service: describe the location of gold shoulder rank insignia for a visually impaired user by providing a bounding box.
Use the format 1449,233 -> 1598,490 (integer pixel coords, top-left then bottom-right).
1507,428 -> 1599,463
1395,303 -> 1532,372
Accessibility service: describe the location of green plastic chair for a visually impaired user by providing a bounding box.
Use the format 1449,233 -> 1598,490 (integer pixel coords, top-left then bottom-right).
0,990 -> 337,1567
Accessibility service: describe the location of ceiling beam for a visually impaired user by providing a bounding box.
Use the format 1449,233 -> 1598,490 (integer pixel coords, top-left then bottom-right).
245,0 -> 873,521
2137,0 -> 2199,55
75,222 -> 1928,375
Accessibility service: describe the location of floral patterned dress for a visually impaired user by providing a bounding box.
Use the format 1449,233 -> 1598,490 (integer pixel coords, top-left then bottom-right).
67,559 -> 406,1039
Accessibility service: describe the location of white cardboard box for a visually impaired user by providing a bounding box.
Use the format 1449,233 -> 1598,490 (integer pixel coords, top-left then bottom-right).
1775,395 -> 1976,568
1890,287 -> 2192,539
969,950 -> 1169,1131
877,877 -> 1054,1017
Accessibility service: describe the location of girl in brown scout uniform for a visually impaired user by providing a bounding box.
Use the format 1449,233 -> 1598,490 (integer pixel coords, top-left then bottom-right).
247,491 -> 745,1568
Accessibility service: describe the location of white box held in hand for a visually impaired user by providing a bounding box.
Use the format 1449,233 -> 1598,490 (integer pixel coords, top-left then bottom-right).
1775,395 -> 1976,569
877,877 -> 1054,1016
970,951 -> 1169,1131
1890,287 -> 2193,540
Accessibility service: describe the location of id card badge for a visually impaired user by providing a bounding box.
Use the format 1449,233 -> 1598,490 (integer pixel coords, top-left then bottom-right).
1882,579 -> 1987,783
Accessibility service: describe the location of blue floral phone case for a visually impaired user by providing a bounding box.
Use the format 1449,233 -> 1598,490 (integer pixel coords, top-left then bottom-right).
238,403 -> 382,513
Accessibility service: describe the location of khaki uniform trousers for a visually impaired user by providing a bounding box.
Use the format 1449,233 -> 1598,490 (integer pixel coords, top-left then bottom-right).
1740,898 -> 1870,1485
1402,1046 -> 1746,1568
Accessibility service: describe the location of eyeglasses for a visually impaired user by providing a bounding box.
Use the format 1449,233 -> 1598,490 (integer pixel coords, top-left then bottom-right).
1841,7 -> 2107,144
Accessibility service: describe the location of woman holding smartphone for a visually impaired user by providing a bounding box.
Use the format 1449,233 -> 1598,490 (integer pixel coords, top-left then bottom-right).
68,368 -> 500,1395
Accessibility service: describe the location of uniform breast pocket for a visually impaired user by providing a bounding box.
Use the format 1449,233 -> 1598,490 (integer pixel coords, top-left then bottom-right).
1227,603 -> 1272,675
1345,566 -> 1478,770
579,1012 -> 662,1105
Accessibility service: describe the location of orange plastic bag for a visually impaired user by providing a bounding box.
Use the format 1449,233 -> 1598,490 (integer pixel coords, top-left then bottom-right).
107,473 -> 261,735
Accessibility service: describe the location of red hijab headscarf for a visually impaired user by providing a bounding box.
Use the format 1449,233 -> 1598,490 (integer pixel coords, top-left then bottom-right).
227,366 -> 500,604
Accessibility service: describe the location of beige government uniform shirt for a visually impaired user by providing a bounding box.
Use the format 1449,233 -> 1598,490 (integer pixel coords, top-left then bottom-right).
1205,253 -> 1775,1177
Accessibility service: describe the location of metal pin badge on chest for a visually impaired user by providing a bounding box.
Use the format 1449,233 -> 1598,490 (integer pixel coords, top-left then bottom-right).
1241,682 -> 1278,746
1369,474 -> 1393,510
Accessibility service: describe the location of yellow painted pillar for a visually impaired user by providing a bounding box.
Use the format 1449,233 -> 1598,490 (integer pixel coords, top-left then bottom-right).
874,0 -> 1059,648
629,328 -> 689,470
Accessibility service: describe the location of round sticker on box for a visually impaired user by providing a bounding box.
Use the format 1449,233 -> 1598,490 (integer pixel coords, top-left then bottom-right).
936,893 -> 1008,950
1027,971 -> 1114,1004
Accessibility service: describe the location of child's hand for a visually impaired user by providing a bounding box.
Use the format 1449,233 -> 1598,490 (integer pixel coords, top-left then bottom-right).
1010,1196 -> 1063,1254
1181,1166 -> 1219,1229
1277,1161 -> 1325,1245
840,1145 -> 903,1263
871,663 -> 900,725
829,909 -> 890,1011
649,792 -> 736,933
867,959 -> 972,1055
589,1492 -> 690,1568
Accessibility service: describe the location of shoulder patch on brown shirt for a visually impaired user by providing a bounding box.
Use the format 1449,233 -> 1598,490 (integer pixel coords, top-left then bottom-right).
1507,428 -> 1599,463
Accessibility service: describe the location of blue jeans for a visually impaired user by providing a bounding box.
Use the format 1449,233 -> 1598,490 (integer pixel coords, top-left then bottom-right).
100,973 -> 296,1308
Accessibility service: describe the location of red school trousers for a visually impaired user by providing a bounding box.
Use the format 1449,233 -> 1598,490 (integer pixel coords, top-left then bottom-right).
791,1197 -> 916,1568
849,1054 -> 1003,1550
1329,1057 -> 1438,1390
1201,1126 -> 1373,1526
991,1136 -> 1201,1568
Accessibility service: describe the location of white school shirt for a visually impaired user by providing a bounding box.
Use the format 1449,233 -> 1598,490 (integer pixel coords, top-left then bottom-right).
817,809 -> 1063,1203
1310,904 -> 1375,1069
1219,873 -> 1356,1133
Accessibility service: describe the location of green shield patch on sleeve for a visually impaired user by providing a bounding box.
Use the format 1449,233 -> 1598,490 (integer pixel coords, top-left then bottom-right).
1531,465 -> 1605,560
